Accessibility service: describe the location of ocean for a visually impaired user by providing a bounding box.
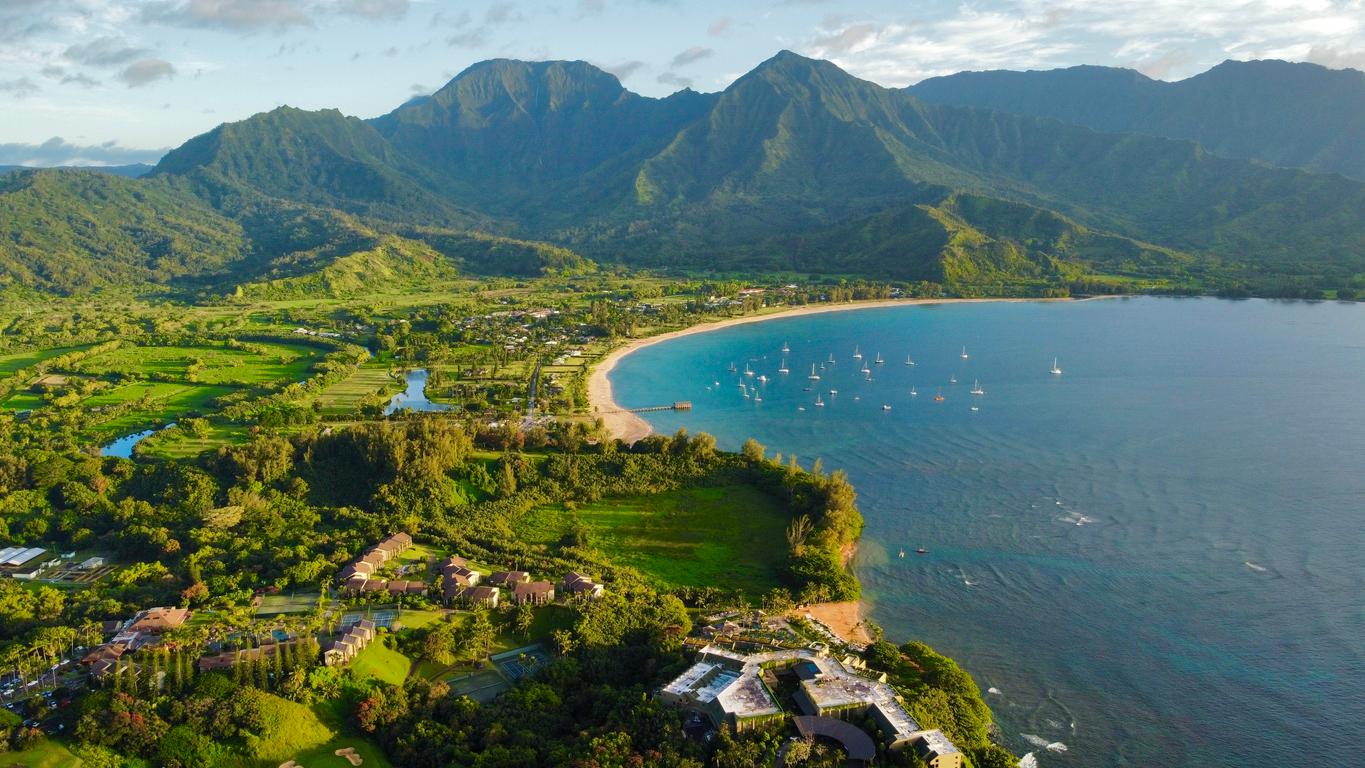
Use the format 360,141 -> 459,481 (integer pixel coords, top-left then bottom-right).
607,297 -> 1365,767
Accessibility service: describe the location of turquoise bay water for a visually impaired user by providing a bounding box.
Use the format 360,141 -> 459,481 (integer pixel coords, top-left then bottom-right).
610,297 -> 1365,767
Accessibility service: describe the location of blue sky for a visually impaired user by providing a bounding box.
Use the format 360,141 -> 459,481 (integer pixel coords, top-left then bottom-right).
2,0 -> 1363,165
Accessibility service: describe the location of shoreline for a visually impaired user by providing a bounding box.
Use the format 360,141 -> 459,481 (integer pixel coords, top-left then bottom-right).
586,296 -> 1088,443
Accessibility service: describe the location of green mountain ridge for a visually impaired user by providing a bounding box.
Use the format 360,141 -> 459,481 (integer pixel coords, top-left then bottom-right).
908,59 -> 1365,182
4,52 -> 1363,297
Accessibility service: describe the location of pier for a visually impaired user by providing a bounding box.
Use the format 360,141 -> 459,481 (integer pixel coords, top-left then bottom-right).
600,401 -> 692,414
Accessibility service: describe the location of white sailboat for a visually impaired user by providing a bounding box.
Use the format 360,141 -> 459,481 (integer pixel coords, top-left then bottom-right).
827,353 -> 836,364
815,393 -> 825,407
949,374 -> 957,384
970,379 -> 985,395
910,386 -> 918,397
744,363 -> 755,377
781,342 -> 790,353
757,374 -> 769,383
778,359 -> 790,374
1051,357 -> 1063,375
875,352 -> 885,365
829,389 -> 838,396
905,355 -> 915,366
808,364 -> 821,381
960,346 -> 969,359
882,404 -> 892,411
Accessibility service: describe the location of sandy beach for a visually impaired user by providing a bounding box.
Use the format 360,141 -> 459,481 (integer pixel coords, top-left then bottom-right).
586,296 -> 1079,443
792,601 -> 874,646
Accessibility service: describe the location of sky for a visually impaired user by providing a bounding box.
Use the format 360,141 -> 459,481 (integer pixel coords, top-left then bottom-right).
2,0 -> 1363,166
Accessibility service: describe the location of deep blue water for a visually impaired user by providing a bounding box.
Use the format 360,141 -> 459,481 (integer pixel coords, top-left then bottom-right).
610,297 -> 1365,767
100,422 -> 176,458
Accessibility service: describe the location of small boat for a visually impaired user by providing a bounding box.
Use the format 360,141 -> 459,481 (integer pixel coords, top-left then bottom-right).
898,549 -> 906,558
754,394 -> 763,403
916,547 -> 929,555
758,375 -> 769,383
815,394 -> 825,407
743,390 -> 750,399
782,342 -> 790,353
910,386 -> 918,397
853,346 -> 863,359
961,346 -> 969,359
970,379 -> 984,395
949,375 -> 957,384
861,362 -> 871,374
744,364 -> 755,377
798,406 -> 806,412
853,395 -> 861,401
970,405 -> 979,412
778,359 -> 790,374
808,364 -> 821,381
882,404 -> 892,411
728,363 -> 737,373
875,353 -> 884,365
934,389 -> 945,402
905,355 -> 915,366
829,389 -> 838,395
803,386 -> 812,392
713,380 -> 720,387
1051,357 -> 1063,376
827,353 -> 836,364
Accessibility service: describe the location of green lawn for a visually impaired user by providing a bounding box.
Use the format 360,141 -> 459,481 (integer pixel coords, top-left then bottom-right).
212,693 -> 392,768
1,390 -> 47,411
524,485 -> 792,597
349,640 -> 411,686
73,342 -> 322,386
0,740 -> 82,768
138,420 -> 250,459
82,382 -> 235,435
0,345 -> 88,378
314,365 -> 397,415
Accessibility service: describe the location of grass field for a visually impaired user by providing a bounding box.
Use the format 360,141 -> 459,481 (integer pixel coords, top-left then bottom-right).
83,382 -> 236,435
314,365 -> 396,415
73,342 -> 322,386
0,740 -> 82,767
1,390 -> 47,411
523,485 -> 792,597
139,420 -> 250,459
349,640 -> 411,686
0,345 -> 87,378
213,693 -> 392,768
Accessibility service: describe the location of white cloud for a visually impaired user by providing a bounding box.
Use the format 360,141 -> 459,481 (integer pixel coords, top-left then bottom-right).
670,46 -> 713,68
119,58 -> 177,87
141,0 -> 313,33
0,136 -> 167,166
336,0 -> 408,21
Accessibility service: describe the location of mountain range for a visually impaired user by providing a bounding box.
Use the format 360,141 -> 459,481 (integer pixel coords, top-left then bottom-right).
3,52 -> 1363,297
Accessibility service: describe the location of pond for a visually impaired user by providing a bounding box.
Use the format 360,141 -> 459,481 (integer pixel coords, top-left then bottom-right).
384,369 -> 452,415
100,422 -> 177,458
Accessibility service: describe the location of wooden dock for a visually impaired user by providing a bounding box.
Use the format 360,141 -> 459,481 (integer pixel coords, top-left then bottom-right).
601,401 -> 692,414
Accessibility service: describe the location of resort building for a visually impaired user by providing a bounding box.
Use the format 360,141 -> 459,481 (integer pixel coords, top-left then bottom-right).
487,571 -> 531,587
559,571 -> 604,599
659,645 -> 963,760
512,580 -> 555,605
323,619 -> 377,666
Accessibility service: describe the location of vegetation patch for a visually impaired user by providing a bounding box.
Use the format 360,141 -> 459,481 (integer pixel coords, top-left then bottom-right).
348,640 -> 411,686
528,485 -> 792,597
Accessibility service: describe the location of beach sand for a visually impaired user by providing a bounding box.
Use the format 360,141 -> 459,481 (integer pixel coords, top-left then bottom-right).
794,601 -> 875,646
586,296 -> 1080,443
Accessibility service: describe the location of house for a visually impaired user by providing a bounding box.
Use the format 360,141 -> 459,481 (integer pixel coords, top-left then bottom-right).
198,642 -> 293,672
343,576 -> 369,594
127,607 -> 190,634
910,730 -> 964,768
512,580 -> 555,605
442,555 -> 469,569
386,580 -> 411,596
442,564 -> 480,587
362,579 -> 388,594
323,619 -> 377,666
452,585 -> 500,608
487,571 -> 530,587
559,572 -> 604,599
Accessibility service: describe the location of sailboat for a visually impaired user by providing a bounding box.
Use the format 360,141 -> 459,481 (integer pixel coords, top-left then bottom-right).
882,404 -> 892,411
827,353 -> 836,365
960,346 -> 969,359
898,549 -> 906,558
757,374 -> 769,383
728,363 -> 737,373
1051,357 -> 1063,376
778,359 -> 790,374
949,374 -> 957,384
754,393 -> 763,402
744,364 -> 755,377
934,388 -> 945,402
905,355 -> 915,366
910,386 -> 918,397
781,342 -> 790,353
970,379 -> 985,395
815,393 -> 825,407
829,389 -> 838,396
875,353 -> 885,365
853,346 -> 863,359
808,364 -> 821,381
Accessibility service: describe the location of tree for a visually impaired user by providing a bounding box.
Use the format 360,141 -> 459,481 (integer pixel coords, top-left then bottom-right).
741,438 -> 766,462
514,602 -> 534,638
